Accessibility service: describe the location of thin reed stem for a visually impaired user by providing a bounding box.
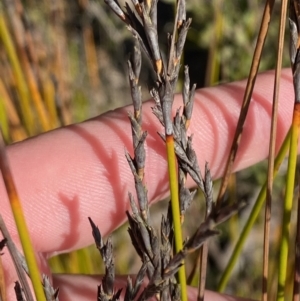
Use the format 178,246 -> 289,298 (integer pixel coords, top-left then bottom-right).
293,179 -> 300,301
197,165 -> 213,301
204,0 -> 223,86
197,243 -> 208,301
277,1 -> 300,299
166,134 -> 187,301
277,104 -> 300,301
218,128 -> 291,292
0,9 -> 34,135
216,0 -> 275,206
262,0 -> 287,298
0,78 -> 27,141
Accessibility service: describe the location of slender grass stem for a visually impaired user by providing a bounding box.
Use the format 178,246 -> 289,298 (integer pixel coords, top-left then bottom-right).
205,0 -> 223,87
166,134 -> 187,301
0,132 -> 46,301
293,178 -> 300,301
218,128 -> 291,292
0,78 -> 27,141
198,243 -> 208,301
263,0 -> 287,298
276,103 -> 300,301
0,11 -> 34,135
216,0 -> 275,206
0,99 -> 9,143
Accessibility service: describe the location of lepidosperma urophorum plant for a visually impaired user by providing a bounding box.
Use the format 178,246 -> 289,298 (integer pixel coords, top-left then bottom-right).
88,1 -> 243,301
0,1 -> 243,300
3,0 -> 300,301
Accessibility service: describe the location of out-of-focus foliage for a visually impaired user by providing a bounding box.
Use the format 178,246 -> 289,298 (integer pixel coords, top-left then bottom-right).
0,0 -> 287,143
180,0 -> 289,84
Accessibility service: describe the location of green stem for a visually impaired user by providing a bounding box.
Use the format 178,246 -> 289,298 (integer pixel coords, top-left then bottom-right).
0,10 -> 34,135
218,127 -> 291,292
166,134 -> 187,301
276,104 -> 300,301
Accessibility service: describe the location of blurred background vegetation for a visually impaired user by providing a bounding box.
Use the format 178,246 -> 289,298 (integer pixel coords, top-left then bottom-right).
0,0 -> 293,299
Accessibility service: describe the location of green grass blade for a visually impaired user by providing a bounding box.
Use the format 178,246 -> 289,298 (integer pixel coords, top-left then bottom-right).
0,9 -> 34,135
276,105 -> 300,301
218,127 -> 291,292
0,98 -> 9,143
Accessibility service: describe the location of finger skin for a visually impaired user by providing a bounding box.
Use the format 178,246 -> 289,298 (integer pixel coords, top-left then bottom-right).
0,69 -> 294,301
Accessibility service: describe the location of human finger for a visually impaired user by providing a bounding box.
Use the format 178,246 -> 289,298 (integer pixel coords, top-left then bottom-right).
1,69 -> 294,300
1,69 -> 294,253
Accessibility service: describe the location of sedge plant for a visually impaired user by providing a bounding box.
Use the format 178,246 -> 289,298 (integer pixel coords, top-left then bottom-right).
88,1 -> 244,301
276,1 -> 300,300
0,0 -> 245,300
3,0 -> 300,301
218,1 -> 300,301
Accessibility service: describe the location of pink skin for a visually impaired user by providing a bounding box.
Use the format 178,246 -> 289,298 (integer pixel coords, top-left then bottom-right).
0,68 -> 295,301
